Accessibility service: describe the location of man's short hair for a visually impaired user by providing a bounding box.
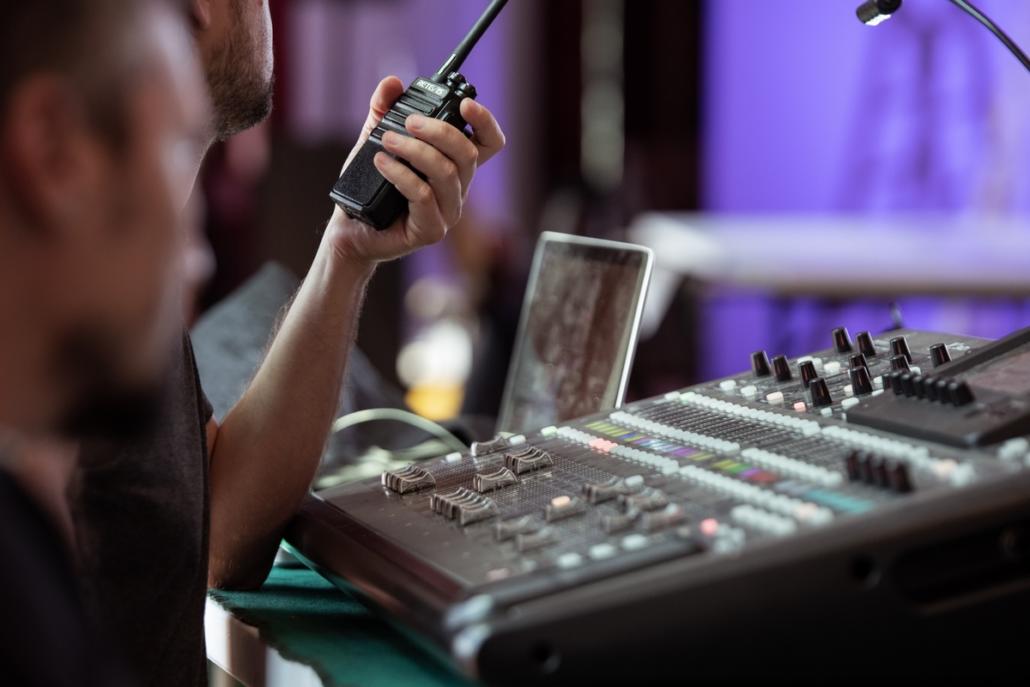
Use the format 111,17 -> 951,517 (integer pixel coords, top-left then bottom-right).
0,0 -> 158,150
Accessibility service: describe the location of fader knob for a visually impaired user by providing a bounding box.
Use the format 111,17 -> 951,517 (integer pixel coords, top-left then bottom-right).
890,336 -> 913,363
889,355 -> 911,373
849,366 -> 874,396
751,351 -> 772,377
809,377 -> 833,408
856,331 -> 877,357
832,327 -> 853,354
772,355 -> 792,382
799,360 -> 818,388
930,343 -> 952,368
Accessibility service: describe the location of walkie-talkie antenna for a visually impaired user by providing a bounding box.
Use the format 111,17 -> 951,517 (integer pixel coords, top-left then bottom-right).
433,0 -> 509,81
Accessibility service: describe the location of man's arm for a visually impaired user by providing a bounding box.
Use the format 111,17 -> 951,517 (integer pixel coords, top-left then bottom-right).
206,76 -> 505,589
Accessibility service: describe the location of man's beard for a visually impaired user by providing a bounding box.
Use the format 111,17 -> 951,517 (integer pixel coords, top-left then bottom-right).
54,325 -> 169,441
206,0 -> 275,141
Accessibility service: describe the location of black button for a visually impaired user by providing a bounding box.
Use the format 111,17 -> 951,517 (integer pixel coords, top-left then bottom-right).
947,381 -> 975,407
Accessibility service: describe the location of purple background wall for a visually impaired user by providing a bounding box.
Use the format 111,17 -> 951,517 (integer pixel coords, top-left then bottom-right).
699,0 -> 1030,378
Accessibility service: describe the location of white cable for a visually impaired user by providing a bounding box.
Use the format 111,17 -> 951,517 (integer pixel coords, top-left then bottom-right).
331,408 -> 468,453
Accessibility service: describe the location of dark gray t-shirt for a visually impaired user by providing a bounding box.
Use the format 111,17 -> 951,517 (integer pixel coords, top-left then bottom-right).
72,333 -> 213,687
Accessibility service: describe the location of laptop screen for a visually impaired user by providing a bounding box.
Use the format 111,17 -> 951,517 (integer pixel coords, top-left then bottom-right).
496,232 -> 653,436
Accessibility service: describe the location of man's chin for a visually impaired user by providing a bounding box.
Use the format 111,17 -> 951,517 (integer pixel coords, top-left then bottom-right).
59,384 -> 165,441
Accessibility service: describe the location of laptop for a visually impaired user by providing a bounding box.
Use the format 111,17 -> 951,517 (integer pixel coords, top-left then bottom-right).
495,231 -> 654,436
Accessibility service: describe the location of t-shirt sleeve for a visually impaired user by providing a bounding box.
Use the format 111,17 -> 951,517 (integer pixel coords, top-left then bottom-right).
183,332 -> 214,425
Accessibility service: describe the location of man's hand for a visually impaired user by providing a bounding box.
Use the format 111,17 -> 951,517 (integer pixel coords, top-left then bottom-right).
325,76 -> 506,267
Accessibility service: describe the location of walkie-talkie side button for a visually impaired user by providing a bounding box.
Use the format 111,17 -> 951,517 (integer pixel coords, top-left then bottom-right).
382,465 -> 436,494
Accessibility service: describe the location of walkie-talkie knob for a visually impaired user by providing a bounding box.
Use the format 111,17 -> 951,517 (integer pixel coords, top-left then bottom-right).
809,377 -> 833,408
856,331 -> 877,357
930,343 -> 952,368
751,351 -> 772,377
849,366 -> 874,395
772,355 -> 792,382
890,336 -> 913,363
832,327 -> 853,354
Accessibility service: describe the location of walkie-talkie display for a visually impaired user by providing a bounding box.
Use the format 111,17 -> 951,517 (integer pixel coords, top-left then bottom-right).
329,0 -> 508,230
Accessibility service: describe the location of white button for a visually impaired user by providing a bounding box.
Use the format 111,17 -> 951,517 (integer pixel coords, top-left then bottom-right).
444,452 -> 463,463
589,543 -> 617,560
910,366 -> 922,375
741,385 -> 758,400
556,552 -> 583,569
621,534 -> 648,551
720,379 -> 738,392
841,397 -> 860,410
508,434 -> 526,446
824,361 -> 842,375
540,426 -> 558,437
793,401 -> 807,413
843,384 -> 854,397
820,407 -> 833,417
623,475 -> 644,489
766,391 -> 785,405
872,376 -> 884,390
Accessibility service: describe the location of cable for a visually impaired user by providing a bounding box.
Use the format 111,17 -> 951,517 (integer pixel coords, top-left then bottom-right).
947,0 -> 1030,72
331,408 -> 468,454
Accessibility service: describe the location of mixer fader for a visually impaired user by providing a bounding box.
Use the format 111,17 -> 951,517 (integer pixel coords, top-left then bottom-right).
288,326 -> 1030,684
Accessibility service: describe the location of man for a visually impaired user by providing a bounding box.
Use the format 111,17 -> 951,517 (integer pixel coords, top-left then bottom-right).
71,1 -> 507,685
0,0 -> 210,684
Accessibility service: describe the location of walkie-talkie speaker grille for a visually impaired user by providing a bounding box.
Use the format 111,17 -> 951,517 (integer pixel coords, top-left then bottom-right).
331,143 -> 408,229
338,145 -> 385,206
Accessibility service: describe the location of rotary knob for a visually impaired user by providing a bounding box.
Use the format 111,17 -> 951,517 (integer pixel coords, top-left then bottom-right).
930,343 -> 952,368
849,366 -> 874,395
832,327 -> 853,354
799,360 -> 818,389
890,336 -> 913,364
751,351 -> 772,377
772,355 -> 792,382
809,377 -> 833,408
889,354 -> 911,373
856,331 -> 877,357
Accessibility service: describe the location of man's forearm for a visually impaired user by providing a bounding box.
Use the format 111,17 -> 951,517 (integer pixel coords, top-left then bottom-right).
207,237 -> 374,589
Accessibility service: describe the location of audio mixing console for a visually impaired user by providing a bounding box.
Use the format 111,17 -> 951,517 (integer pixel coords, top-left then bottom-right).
287,327 -> 1030,684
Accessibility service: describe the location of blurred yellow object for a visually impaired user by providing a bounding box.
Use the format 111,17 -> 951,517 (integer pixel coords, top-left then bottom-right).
405,384 -> 463,422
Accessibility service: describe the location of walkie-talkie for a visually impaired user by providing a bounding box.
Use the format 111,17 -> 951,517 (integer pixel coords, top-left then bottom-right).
330,0 -> 508,230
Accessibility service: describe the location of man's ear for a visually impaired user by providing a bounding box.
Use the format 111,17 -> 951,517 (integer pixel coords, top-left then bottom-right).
0,77 -> 101,233
188,0 -> 214,32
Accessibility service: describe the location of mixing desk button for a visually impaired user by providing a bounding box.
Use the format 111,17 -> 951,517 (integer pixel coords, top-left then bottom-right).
772,355 -> 792,382
602,510 -> 639,534
740,385 -> 758,400
431,488 -> 498,525
833,327 -> 854,353
473,467 -> 518,493
946,380 -> 975,407
849,366 -> 874,395
471,435 -> 509,457
998,437 -> 1030,462
751,350 -> 772,377
494,516 -> 539,541
890,354 -> 911,373
545,495 -> 587,522
890,336 -> 913,363
719,379 -> 738,392
849,353 -> 869,372
583,475 -> 644,504
621,534 -> 649,551
588,543 -> 618,560
504,448 -> 555,474
857,331 -> 877,357
640,504 -> 688,533
516,527 -> 558,553
619,488 -> 669,513
556,552 -> 584,569
382,465 -> 436,494
823,361 -> 842,376
766,391 -> 785,406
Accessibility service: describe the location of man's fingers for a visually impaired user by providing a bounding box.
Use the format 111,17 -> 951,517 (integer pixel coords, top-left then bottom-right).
372,153 -> 447,245
459,99 -> 506,166
404,115 -> 479,193
362,76 -> 405,139
382,131 -> 462,225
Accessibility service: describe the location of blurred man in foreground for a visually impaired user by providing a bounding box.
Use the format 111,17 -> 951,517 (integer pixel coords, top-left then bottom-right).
70,1 -> 507,685
0,0 -> 209,684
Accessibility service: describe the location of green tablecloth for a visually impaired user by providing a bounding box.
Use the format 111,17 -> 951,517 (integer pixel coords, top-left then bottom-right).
208,566 -> 475,687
